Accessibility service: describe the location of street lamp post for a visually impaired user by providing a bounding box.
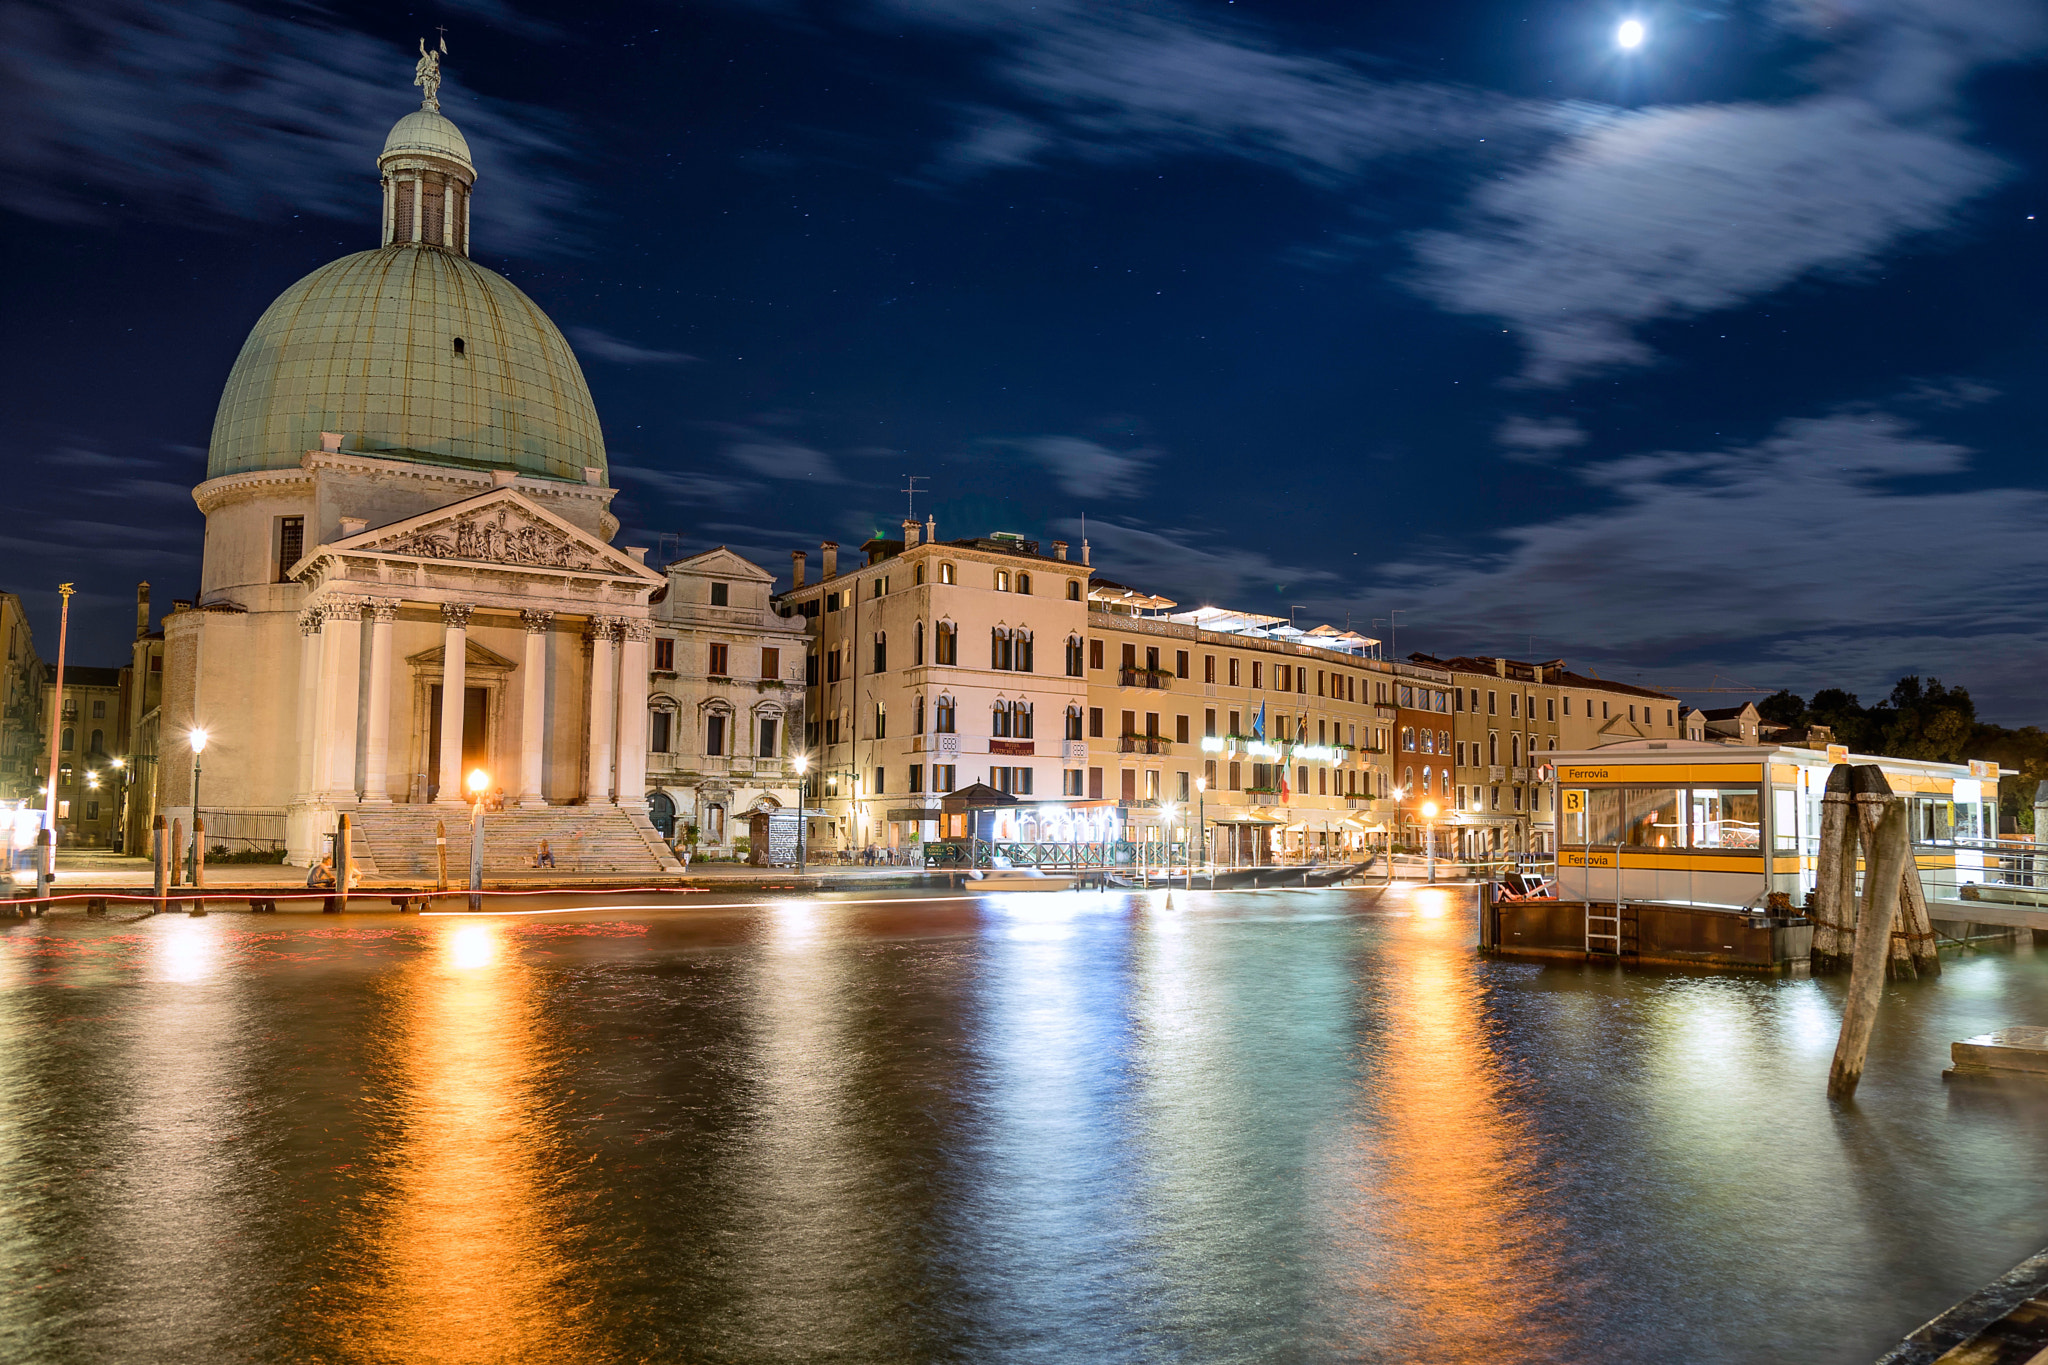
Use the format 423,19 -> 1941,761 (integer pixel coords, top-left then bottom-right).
38,582 -> 74,901
466,768 -> 488,911
793,753 -> 810,875
1422,799 -> 1439,884
188,728 -> 208,887
1159,802 -> 1179,889
1194,775 -> 1208,890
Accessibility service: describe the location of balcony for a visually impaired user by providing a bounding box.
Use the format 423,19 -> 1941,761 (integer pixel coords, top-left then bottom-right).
1118,667 -> 1170,690
1489,765 -> 1506,781
1118,736 -> 1171,755
1512,767 -> 1530,783
1061,739 -> 1089,761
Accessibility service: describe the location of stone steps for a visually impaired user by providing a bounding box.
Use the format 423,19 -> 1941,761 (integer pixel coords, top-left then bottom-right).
345,805 -> 681,878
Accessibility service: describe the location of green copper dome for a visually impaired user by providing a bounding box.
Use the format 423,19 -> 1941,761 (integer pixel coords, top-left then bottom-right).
206,245 -> 605,483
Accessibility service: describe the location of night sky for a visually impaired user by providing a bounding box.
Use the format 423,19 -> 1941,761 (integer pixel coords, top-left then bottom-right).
4,0 -> 2046,720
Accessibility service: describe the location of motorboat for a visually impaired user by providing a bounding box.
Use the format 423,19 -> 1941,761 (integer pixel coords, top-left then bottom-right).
966,866 -> 1078,892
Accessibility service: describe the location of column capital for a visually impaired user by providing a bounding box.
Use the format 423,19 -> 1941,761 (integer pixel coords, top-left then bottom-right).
367,600 -> 400,624
520,608 -> 556,633
585,614 -> 621,643
441,602 -> 476,629
620,620 -> 652,644
298,608 -> 325,637
321,596 -> 365,622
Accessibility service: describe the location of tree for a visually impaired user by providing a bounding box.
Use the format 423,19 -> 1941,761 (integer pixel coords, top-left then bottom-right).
1757,690 -> 1806,727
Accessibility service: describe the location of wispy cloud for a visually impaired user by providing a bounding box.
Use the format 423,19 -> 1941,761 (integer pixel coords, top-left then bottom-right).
1060,516 -> 1339,610
610,462 -> 757,505
725,438 -> 845,483
1495,415 -> 1586,460
1381,400 -> 2048,721
983,435 -> 1158,499
568,327 -> 698,366
0,0 -> 581,250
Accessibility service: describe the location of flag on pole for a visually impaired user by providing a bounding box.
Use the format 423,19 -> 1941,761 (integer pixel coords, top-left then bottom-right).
1253,702 -> 1265,740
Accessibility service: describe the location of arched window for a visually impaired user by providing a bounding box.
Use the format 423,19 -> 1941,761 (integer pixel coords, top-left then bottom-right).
990,627 -> 1013,671
939,562 -> 956,585
992,700 -> 1012,738
995,570 -> 1011,592
89,729 -> 104,754
1016,572 -> 1031,595
935,621 -> 957,665
935,695 -> 957,733
1401,726 -> 1415,751
874,700 -> 886,739
872,631 -> 886,673
60,727 -> 72,752
1420,729 -> 1434,755
1013,700 -> 1034,738
1403,765 -> 1415,794
1014,629 -> 1033,673
915,694 -> 926,734
1065,635 -> 1084,678
647,791 -> 677,840
914,621 -> 925,666
1065,705 -> 1084,740
1067,580 -> 1081,601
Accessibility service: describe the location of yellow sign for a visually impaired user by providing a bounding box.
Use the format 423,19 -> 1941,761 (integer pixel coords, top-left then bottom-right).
1970,759 -> 2000,781
1560,849 -> 1616,868
1826,744 -> 1849,764
1554,763 -> 1762,785
1562,789 -> 1587,814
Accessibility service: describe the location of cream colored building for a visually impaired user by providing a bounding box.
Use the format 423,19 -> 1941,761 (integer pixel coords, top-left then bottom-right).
646,548 -> 808,855
158,69 -> 675,872
775,525 -> 1090,852
0,591 -> 44,803
1084,584 -> 1396,864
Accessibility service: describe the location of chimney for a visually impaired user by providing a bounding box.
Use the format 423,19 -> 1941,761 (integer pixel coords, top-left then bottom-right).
1052,540 -> 1068,561
135,582 -> 151,639
1495,658 -> 1508,678
791,550 -> 807,589
925,514 -> 936,545
821,540 -> 838,580
1081,539 -> 1091,567
902,519 -> 920,549
319,432 -> 344,453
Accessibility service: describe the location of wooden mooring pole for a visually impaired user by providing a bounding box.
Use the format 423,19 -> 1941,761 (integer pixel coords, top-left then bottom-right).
1828,776 -> 1911,1100
332,814 -> 352,915
189,816 -> 207,914
436,819 -> 448,893
1811,764 -> 1857,973
152,815 -> 168,915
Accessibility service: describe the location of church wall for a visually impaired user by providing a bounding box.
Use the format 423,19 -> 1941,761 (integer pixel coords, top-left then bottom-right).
198,477 -> 314,599
157,606 -> 303,852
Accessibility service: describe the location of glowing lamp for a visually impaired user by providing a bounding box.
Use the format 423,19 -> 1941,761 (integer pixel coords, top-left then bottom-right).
1421,801 -> 1439,819
466,768 -> 489,796
794,754 -> 810,774
189,728 -> 209,755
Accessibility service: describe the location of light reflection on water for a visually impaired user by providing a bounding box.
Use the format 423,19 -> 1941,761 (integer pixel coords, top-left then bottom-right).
2,888 -> 2048,1363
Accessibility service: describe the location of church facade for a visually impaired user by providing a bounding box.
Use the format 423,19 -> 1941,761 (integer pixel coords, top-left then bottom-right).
158,61 -> 675,869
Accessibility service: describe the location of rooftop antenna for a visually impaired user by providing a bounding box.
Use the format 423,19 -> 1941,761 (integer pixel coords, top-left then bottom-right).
901,473 -> 926,522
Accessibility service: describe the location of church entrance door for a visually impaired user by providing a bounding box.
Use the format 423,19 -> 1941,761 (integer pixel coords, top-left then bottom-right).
428,685 -> 490,799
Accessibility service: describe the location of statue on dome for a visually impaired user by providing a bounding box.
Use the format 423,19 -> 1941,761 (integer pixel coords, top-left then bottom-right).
414,35 -> 447,110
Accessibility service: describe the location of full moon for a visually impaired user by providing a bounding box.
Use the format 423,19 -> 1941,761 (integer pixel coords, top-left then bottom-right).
1617,18 -> 1646,48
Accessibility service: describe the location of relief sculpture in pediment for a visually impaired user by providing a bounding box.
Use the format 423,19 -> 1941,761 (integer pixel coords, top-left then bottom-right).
389,509 -> 598,570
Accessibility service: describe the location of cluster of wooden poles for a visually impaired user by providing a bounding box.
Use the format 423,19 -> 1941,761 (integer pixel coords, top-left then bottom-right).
1815,764 -> 1941,1101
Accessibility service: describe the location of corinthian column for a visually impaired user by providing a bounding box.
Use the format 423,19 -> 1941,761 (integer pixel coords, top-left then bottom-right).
361,601 -> 398,802
585,617 -> 618,805
318,598 -> 364,802
613,620 -> 651,812
517,610 -> 553,807
435,603 -> 474,804
295,608 -> 323,799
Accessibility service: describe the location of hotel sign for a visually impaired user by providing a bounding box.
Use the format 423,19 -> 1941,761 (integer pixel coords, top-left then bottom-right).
989,740 -> 1035,756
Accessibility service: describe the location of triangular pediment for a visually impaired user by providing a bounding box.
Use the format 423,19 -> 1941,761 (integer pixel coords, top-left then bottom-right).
671,546 -> 776,582
406,637 -> 520,671
327,488 -> 664,583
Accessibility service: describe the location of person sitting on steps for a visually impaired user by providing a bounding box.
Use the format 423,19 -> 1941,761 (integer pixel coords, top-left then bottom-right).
534,840 -> 555,869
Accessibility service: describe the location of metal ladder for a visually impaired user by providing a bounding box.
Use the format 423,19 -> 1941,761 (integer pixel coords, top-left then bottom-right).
1586,903 -> 1623,956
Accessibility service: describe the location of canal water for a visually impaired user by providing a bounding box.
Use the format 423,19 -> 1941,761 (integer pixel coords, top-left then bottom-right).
3,883 -> 2047,1364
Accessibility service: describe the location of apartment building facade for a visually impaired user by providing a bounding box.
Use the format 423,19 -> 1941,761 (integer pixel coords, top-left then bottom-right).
775,523 -> 1090,851
0,591 -> 45,803
1084,585 -> 1397,864
646,548 -> 808,856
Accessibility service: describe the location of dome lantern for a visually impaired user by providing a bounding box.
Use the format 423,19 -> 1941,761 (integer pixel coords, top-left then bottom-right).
379,39 -> 475,254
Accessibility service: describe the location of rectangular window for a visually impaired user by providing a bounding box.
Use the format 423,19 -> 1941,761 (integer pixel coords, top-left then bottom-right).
277,515 -> 304,583
1175,650 -> 1189,679
825,591 -> 841,612
1228,709 -> 1240,736
1563,696 -> 1572,716
936,626 -> 956,666
1088,767 -> 1104,799
1122,642 -> 1137,670
1063,769 -> 1084,796
1121,709 -> 1137,737
1176,771 -> 1190,802
761,647 -> 779,679
650,712 -> 672,753
86,799 -> 100,821
91,700 -> 105,719
1204,655 -> 1216,683
705,714 -> 726,756
1546,697 -> 1556,722
1175,714 -> 1190,744
1144,712 -> 1159,739
934,764 -> 956,793
1454,689 -> 1464,712
1090,639 -> 1104,670
1228,761 -> 1242,791
807,651 -> 820,685
709,643 -> 730,677
1229,658 -> 1241,687
1089,707 -> 1104,738
758,718 -> 777,757
909,764 -> 924,793
1144,770 -> 1160,801
710,581 -> 729,606
1251,661 -> 1262,690
1510,693 -> 1519,717
1121,769 -> 1138,801
1688,789 -> 1762,848
1204,708 -> 1217,738
654,638 -> 676,671
873,766 -> 885,795
874,636 -> 887,672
